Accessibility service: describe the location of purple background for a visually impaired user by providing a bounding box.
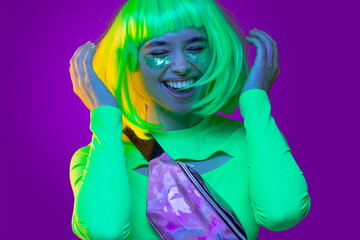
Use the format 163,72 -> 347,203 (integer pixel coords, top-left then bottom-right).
1,0 -> 359,239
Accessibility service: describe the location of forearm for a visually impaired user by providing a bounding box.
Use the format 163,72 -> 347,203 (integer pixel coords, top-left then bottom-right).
72,106 -> 131,239
240,89 -> 311,231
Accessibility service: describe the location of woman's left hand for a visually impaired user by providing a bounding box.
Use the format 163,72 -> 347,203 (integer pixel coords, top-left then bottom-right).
241,28 -> 280,95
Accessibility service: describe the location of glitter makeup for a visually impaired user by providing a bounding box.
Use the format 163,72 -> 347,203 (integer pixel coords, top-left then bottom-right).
143,48 -> 210,71
186,48 -> 210,65
143,56 -> 171,71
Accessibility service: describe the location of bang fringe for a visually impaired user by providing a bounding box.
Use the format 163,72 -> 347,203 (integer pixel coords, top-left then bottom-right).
126,0 -> 209,46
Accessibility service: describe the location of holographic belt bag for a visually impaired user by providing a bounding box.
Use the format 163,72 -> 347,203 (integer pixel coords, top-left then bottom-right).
123,127 -> 247,240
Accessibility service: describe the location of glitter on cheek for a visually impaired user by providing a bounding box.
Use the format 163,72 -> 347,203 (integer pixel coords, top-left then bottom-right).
186,49 -> 210,65
143,56 -> 171,71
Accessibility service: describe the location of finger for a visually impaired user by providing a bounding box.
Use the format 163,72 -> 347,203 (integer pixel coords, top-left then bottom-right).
254,28 -> 278,67
70,41 -> 91,79
246,37 -> 266,64
249,29 -> 273,66
72,41 -> 90,59
69,61 -> 80,90
69,62 -> 77,84
83,44 -> 97,81
70,41 -> 91,68
253,29 -> 276,46
69,66 -> 79,93
75,43 -> 93,79
74,41 -> 92,60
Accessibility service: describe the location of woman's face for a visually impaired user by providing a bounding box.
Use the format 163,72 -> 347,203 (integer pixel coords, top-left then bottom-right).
138,27 -> 211,113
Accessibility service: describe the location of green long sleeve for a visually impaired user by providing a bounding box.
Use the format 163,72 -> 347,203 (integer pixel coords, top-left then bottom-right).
69,89 -> 311,239
69,106 -> 131,239
239,89 -> 311,231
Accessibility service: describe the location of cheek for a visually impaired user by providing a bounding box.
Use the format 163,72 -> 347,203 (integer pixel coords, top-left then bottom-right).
143,56 -> 171,71
138,64 -> 161,97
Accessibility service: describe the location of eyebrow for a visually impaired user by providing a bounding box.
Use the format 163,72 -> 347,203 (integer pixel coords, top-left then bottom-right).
144,36 -> 207,49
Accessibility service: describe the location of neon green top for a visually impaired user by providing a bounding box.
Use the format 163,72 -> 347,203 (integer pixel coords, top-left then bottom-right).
69,89 -> 311,240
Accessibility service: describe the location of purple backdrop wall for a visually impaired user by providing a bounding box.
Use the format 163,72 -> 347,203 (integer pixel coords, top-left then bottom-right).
1,0 -> 359,239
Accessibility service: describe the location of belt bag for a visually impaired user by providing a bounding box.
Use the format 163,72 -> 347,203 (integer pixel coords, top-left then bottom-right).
123,127 -> 247,240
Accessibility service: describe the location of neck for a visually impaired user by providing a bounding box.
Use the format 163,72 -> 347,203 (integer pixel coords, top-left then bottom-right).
145,100 -> 204,131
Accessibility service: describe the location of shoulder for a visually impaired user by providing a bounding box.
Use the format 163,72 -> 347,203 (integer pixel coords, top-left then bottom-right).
72,143 -> 91,156
70,144 -> 91,167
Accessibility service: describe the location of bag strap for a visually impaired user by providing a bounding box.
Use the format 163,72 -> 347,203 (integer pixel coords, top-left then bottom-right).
123,127 -> 165,162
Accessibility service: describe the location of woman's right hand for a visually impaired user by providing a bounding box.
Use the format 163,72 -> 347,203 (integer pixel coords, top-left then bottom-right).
69,41 -> 119,111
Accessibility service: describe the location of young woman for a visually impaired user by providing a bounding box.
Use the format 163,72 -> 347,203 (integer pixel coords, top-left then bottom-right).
69,0 -> 311,239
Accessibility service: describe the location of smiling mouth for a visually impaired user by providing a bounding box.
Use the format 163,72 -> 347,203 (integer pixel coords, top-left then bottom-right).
163,78 -> 199,92
162,79 -> 199,98
167,85 -> 193,94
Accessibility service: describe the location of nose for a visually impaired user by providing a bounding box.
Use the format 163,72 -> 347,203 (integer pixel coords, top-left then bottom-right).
170,52 -> 191,75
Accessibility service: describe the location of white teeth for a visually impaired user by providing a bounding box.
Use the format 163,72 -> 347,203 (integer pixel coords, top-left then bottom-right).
165,79 -> 195,89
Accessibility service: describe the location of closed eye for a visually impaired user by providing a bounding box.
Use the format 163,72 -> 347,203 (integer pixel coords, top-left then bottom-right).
149,47 -> 206,58
188,47 -> 206,52
149,51 -> 169,57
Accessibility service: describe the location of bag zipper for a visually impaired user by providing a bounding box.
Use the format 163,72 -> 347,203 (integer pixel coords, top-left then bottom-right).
177,161 -> 247,240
